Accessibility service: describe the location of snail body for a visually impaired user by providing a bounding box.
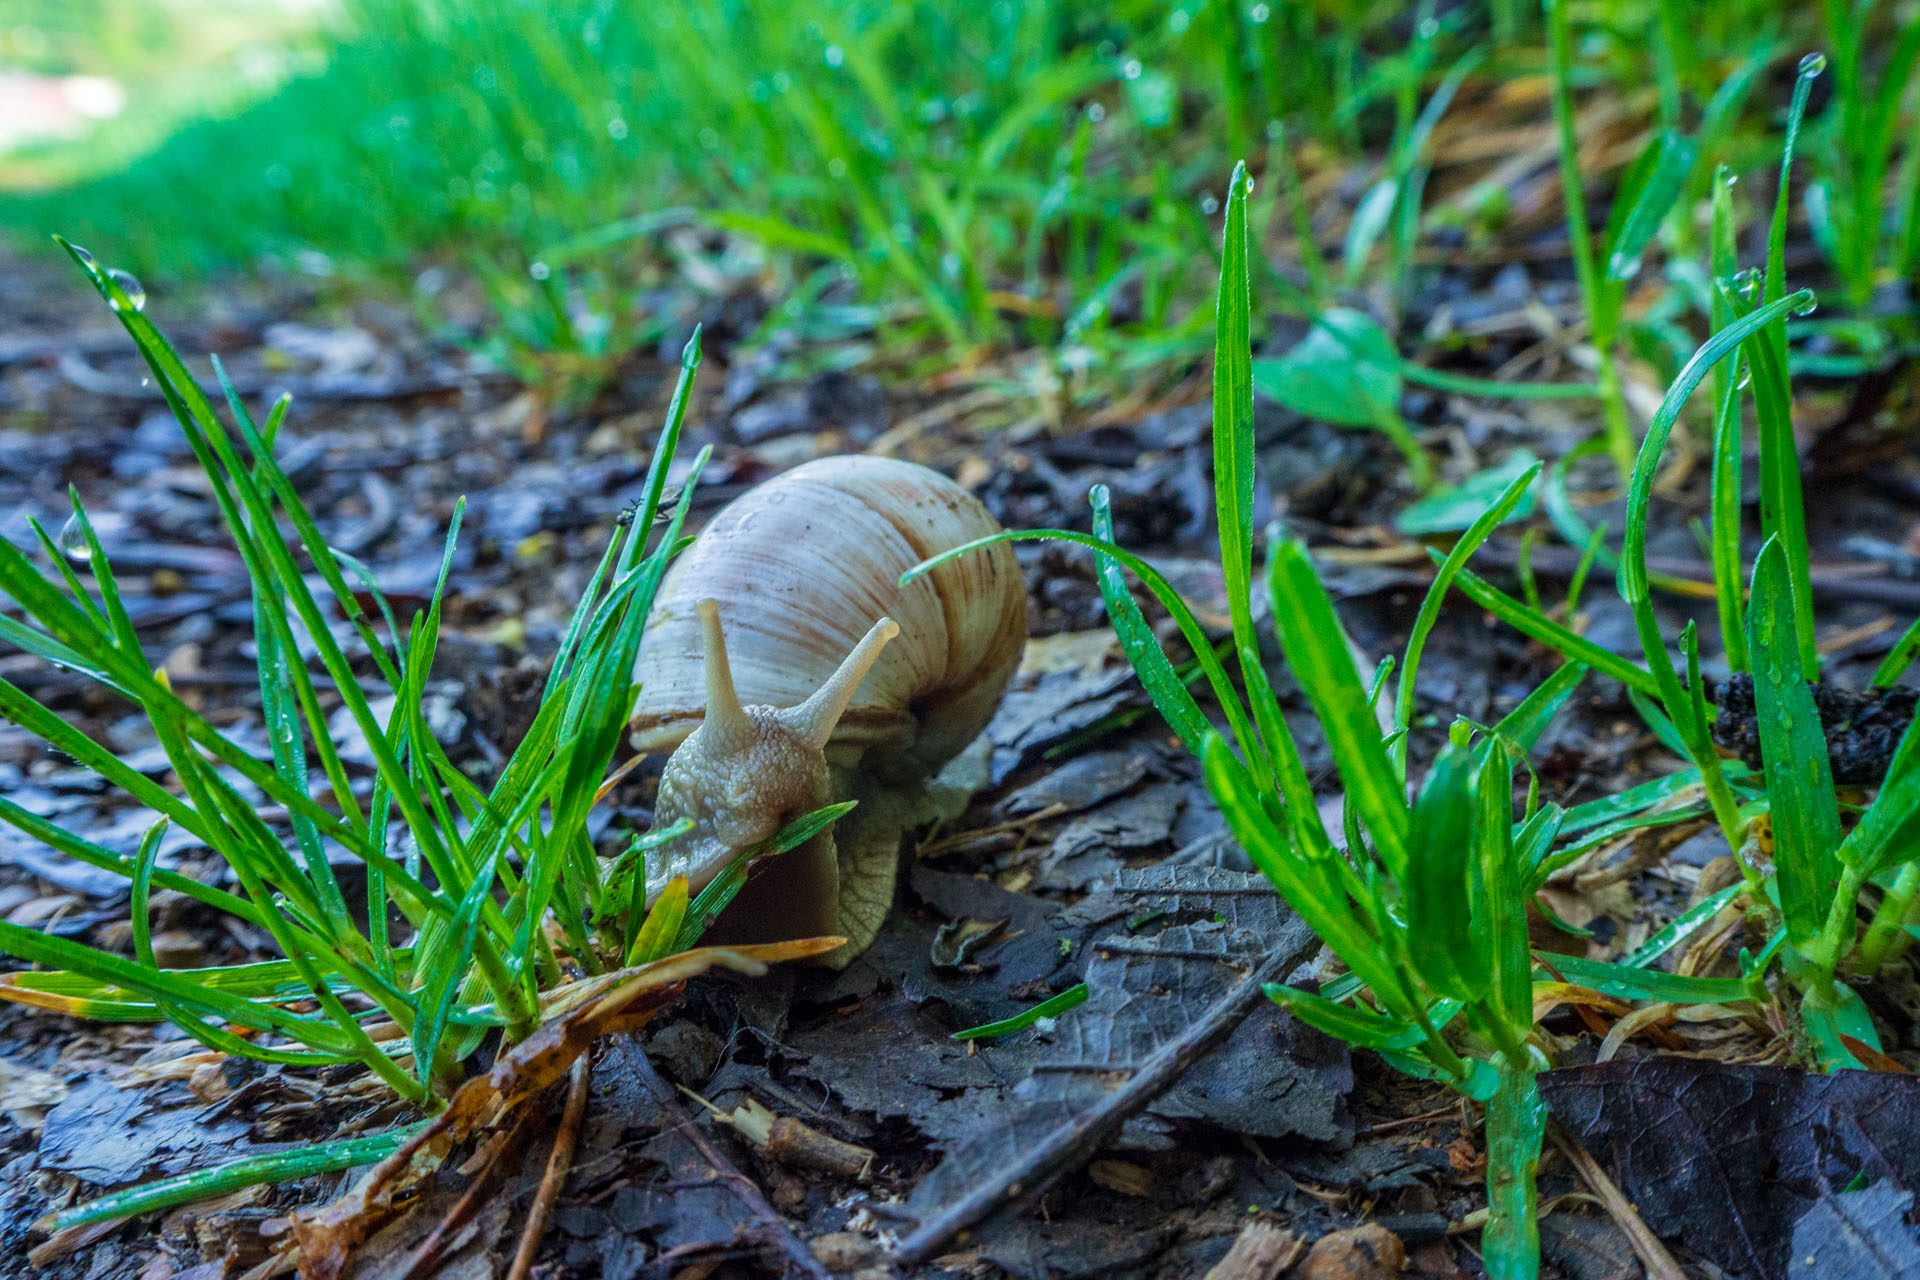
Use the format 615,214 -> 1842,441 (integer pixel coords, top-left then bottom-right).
630,456 -> 1026,962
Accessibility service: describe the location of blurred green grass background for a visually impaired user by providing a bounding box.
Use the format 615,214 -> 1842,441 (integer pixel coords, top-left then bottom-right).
1,0 -> 1915,404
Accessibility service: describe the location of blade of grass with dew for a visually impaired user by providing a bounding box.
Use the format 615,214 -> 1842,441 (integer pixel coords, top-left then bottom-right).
1746,535 -> 1841,946
1405,745 -> 1489,1003
1262,982 -> 1425,1050
1616,882 -> 1745,968
1616,289 -> 1814,849
1213,163 -> 1263,759
1540,954 -> 1749,1004
1763,55 -> 1823,367
1708,161 -> 1748,669
1268,539 -> 1411,881
46,1124 -> 427,1232
952,983 -> 1090,1040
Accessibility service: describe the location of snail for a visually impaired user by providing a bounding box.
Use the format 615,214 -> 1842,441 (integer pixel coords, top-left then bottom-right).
629,455 -> 1027,963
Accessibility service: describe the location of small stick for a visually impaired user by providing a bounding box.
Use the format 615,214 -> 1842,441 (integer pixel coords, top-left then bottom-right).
396,1108 -> 538,1280
895,929 -> 1315,1266
507,1052 -> 593,1280
1548,1118 -> 1686,1280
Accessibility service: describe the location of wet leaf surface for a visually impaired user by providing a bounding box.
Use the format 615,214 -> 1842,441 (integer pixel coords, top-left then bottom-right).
1788,1183 -> 1920,1279
36,1075 -> 254,1185
1544,1058 -> 1920,1279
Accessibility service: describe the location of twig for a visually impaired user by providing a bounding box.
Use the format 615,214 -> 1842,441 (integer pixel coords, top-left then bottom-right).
894,935 -> 1312,1267
396,1108 -> 539,1279
507,1052 -> 593,1280
608,1037 -> 833,1280
1548,1118 -> 1687,1280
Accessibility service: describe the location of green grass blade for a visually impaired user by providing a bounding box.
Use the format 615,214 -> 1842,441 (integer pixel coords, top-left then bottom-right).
671,802 -> 858,951
1746,535 -> 1841,945
1734,296 -> 1817,671
952,983 -> 1090,1040
1708,367 -> 1749,670
1268,540 -> 1411,880
0,922 -> 357,1048
1491,662 -> 1587,754
1393,461 -> 1541,775
1541,954 -> 1749,1003
49,1125 -> 426,1231
1212,162 -> 1260,709
1763,56 -> 1822,367
1872,617 -> 1920,688
1439,563 -> 1657,694
627,874 -> 689,967
1603,130 -> 1698,281
1262,982 -> 1423,1050
1405,746 -> 1485,1001
1476,741 -> 1530,1040
1480,1056 -> 1545,1280
1617,882 -> 1744,969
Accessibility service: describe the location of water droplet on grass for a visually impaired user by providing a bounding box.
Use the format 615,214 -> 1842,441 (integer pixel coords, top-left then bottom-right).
1798,52 -> 1827,78
58,513 -> 93,561
1791,294 -> 1818,317
71,244 -> 95,268
108,269 -> 145,311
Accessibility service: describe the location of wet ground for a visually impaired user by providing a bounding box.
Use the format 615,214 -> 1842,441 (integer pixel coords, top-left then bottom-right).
1,238 -> 1919,1279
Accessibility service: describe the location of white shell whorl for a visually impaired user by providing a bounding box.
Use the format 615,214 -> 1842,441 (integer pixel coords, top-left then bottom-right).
630,455 -> 1026,782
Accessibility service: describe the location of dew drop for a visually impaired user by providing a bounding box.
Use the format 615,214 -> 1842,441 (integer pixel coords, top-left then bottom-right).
528,260 -> 551,281
107,269 -> 146,311
1791,294 -> 1818,317
71,244 -> 95,268
57,513 -> 93,562
1716,164 -> 1737,189
1797,51 -> 1827,79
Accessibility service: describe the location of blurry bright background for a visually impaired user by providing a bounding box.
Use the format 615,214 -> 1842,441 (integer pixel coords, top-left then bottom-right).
0,1 -> 331,189
1,1 -> 1914,407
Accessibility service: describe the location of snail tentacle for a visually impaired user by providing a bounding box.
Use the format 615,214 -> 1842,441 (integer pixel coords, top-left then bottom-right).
778,616 -> 900,750
691,599 -> 755,753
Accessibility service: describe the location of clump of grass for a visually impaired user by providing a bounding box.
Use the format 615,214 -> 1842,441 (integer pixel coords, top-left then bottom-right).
10,1 -> 1414,379
0,246 -> 839,1227
915,165 -> 1572,1278
1455,68 -> 1920,1070
921,127 -> 1920,1271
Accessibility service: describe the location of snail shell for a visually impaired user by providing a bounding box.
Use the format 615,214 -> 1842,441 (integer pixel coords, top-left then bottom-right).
630,455 -> 1026,959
